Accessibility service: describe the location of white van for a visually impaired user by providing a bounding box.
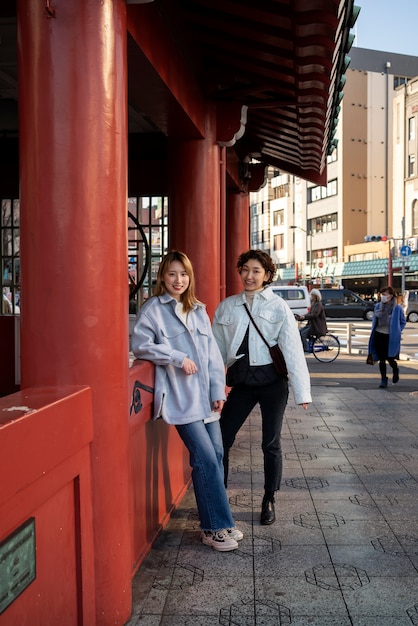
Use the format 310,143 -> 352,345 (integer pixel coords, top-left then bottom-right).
271,285 -> 310,316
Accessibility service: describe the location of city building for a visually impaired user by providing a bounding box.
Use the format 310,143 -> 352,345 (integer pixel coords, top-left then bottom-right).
393,74 -> 418,291
250,48 -> 418,296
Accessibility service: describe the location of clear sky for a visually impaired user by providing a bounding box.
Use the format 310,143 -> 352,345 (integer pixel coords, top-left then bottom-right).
353,0 -> 418,57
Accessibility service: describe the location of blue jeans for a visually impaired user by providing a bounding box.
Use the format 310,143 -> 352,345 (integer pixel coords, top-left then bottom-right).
175,420 -> 235,532
220,379 -> 289,492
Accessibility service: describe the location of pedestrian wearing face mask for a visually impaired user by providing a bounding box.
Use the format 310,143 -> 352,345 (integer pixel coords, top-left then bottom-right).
368,286 -> 406,388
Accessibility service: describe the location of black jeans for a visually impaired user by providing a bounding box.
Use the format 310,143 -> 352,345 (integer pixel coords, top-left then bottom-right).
220,378 -> 289,492
374,330 -> 398,379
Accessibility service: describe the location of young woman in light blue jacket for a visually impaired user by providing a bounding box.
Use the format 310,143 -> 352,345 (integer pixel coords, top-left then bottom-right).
131,251 -> 242,551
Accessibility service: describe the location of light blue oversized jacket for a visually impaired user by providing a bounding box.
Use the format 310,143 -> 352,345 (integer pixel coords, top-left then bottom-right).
131,293 -> 226,424
368,302 -> 406,359
212,288 -> 312,405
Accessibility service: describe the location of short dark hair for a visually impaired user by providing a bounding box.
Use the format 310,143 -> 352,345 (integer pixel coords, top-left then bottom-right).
236,249 -> 276,285
379,286 -> 396,297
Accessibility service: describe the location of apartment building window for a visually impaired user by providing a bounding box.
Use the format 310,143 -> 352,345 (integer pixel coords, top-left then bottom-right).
327,149 -> 337,163
308,212 -> 338,235
251,204 -> 270,248
307,179 -> 337,203
408,116 -> 416,141
413,199 -> 418,236
272,183 -> 290,199
327,179 -> 337,196
394,76 -> 407,88
273,210 -> 284,226
273,233 -> 284,251
408,154 -> 415,178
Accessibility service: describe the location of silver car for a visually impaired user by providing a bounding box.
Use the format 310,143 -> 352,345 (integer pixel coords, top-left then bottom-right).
403,290 -> 418,323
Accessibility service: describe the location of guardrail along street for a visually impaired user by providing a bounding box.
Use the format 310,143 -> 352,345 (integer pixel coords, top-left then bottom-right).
298,321 -> 418,361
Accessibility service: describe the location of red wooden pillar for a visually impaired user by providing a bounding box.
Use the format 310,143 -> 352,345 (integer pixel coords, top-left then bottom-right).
17,1 -> 132,623
169,109 -> 221,318
219,146 -> 227,302
226,192 -> 250,296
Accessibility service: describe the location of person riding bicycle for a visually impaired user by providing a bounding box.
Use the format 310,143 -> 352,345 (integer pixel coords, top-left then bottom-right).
296,289 -> 327,352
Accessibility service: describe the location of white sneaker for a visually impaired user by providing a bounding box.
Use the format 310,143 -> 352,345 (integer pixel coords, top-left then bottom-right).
201,529 -> 238,551
227,527 -> 243,541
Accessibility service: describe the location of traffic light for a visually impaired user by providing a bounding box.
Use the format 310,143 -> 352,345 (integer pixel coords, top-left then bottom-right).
364,235 -> 388,242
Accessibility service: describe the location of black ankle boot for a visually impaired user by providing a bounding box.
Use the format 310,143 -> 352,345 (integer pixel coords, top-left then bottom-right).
379,377 -> 388,388
260,496 -> 276,525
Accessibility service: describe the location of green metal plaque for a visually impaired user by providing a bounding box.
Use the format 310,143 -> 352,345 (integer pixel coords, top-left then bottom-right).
0,518 -> 36,614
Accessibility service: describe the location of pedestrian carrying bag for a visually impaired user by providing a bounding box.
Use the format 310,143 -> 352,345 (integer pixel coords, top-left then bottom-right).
243,304 -> 288,379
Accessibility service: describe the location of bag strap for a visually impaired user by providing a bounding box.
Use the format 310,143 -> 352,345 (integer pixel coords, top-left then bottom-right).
243,303 -> 271,349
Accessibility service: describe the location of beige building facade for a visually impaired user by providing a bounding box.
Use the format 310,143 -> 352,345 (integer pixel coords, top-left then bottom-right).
393,76 -> 418,250
250,48 -> 418,296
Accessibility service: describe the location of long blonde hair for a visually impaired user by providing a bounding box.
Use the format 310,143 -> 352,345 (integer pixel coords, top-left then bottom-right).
154,251 -> 199,313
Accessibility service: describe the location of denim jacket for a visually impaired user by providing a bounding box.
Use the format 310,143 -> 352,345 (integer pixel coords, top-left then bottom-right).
212,288 -> 312,405
131,293 -> 226,424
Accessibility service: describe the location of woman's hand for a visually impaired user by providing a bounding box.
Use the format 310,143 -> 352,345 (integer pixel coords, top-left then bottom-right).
182,357 -> 198,375
300,403 -> 308,410
212,400 -> 225,413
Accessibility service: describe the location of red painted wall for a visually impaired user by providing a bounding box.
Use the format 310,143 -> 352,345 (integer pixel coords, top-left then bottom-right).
128,360 -> 191,572
0,387 -> 95,626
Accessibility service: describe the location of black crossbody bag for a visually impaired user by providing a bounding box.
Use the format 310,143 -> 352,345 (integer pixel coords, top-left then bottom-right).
243,303 -> 288,380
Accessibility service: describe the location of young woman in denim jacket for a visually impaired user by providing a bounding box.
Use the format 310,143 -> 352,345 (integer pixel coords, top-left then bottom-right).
368,286 -> 406,388
212,250 -> 311,526
131,251 -> 242,551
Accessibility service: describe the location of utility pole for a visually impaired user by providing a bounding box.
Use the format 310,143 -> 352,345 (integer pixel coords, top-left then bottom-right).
401,216 -> 406,295
290,225 -> 312,286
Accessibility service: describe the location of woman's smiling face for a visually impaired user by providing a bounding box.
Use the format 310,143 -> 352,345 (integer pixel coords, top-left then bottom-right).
163,260 -> 190,300
239,259 -> 269,292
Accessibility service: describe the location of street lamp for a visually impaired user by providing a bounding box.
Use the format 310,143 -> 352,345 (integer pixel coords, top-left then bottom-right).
290,225 -> 312,284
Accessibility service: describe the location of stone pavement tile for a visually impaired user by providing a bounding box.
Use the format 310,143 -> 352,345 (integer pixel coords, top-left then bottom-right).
253,544 -> 334,577
147,573 -> 254,620
344,454 -> 412,470
300,498 -> 388,521
313,518 -> 395,546
386,517 -> 418,535
328,543 -> 418,576
254,575 -> 348,618
157,617 -> 229,626
264,516 -> 332,547
285,617 -> 353,626
342,577 -> 418,621
337,618 -> 413,626
129,616 -> 161,625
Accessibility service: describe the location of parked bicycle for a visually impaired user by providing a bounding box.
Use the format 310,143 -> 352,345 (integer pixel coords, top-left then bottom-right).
307,333 -> 340,363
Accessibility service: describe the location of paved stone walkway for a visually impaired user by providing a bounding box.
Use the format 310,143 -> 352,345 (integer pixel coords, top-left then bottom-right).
127,376 -> 418,625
